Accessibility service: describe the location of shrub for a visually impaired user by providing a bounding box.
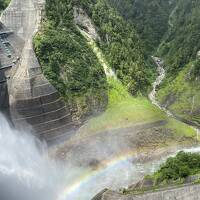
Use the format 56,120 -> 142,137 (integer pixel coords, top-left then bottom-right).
153,151 -> 200,183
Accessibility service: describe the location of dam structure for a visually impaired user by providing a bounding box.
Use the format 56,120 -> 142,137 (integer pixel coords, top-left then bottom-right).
93,184 -> 200,200
0,0 -> 74,141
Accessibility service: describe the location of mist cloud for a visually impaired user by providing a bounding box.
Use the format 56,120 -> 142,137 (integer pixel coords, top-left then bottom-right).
0,113 -> 65,200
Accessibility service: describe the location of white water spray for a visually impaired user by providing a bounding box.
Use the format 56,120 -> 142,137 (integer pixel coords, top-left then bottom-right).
1,112 -> 200,200
0,113 -> 65,200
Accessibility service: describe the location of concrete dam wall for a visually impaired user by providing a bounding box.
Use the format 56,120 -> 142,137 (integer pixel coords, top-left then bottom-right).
0,0 -> 74,141
94,184 -> 200,200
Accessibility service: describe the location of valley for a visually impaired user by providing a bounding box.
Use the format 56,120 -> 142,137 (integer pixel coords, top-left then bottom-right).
0,0 -> 200,200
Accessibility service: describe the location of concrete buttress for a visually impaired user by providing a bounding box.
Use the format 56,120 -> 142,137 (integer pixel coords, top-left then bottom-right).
0,0 -> 74,141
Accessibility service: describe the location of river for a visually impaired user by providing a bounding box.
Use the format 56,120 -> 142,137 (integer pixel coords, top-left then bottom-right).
148,56 -> 173,117
149,56 -> 200,138
50,56 -> 200,199
0,2 -> 200,197
1,58 -> 200,200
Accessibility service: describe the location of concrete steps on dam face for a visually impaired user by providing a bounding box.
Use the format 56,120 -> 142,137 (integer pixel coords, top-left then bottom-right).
11,103 -> 75,140
0,0 -> 75,141
8,62 -> 75,141
40,123 -> 76,142
33,114 -> 73,132
12,105 -> 70,125
11,90 -> 61,108
10,75 -> 58,97
10,88 -> 75,140
12,107 -> 75,141
10,93 -> 66,115
13,75 -> 52,87
13,86 -> 56,100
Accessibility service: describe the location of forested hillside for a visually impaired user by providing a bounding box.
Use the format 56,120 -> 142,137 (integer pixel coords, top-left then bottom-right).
158,0 -> 200,76
34,0 -> 108,122
108,0 -> 200,126
33,0 -> 200,126
0,0 -> 9,12
107,0 -> 176,55
81,0 -> 150,94
156,0 -> 200,126
34,0 -> 150,121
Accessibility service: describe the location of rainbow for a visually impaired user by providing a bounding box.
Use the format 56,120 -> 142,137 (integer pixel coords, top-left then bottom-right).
56,144 -> 200,200
57,149 -> 138,200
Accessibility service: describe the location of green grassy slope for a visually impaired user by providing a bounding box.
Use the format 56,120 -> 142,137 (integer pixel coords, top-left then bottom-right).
158,60 -> 200,126
77,37 -> 196,144
103,0 -> 200,128
34,0 -> 198,144
79,77 -> 196,141
34,0 -> 152,122
156,0 -> 200,126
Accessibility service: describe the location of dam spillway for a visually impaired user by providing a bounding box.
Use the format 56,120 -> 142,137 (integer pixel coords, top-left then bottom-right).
0,0 -> 74,141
